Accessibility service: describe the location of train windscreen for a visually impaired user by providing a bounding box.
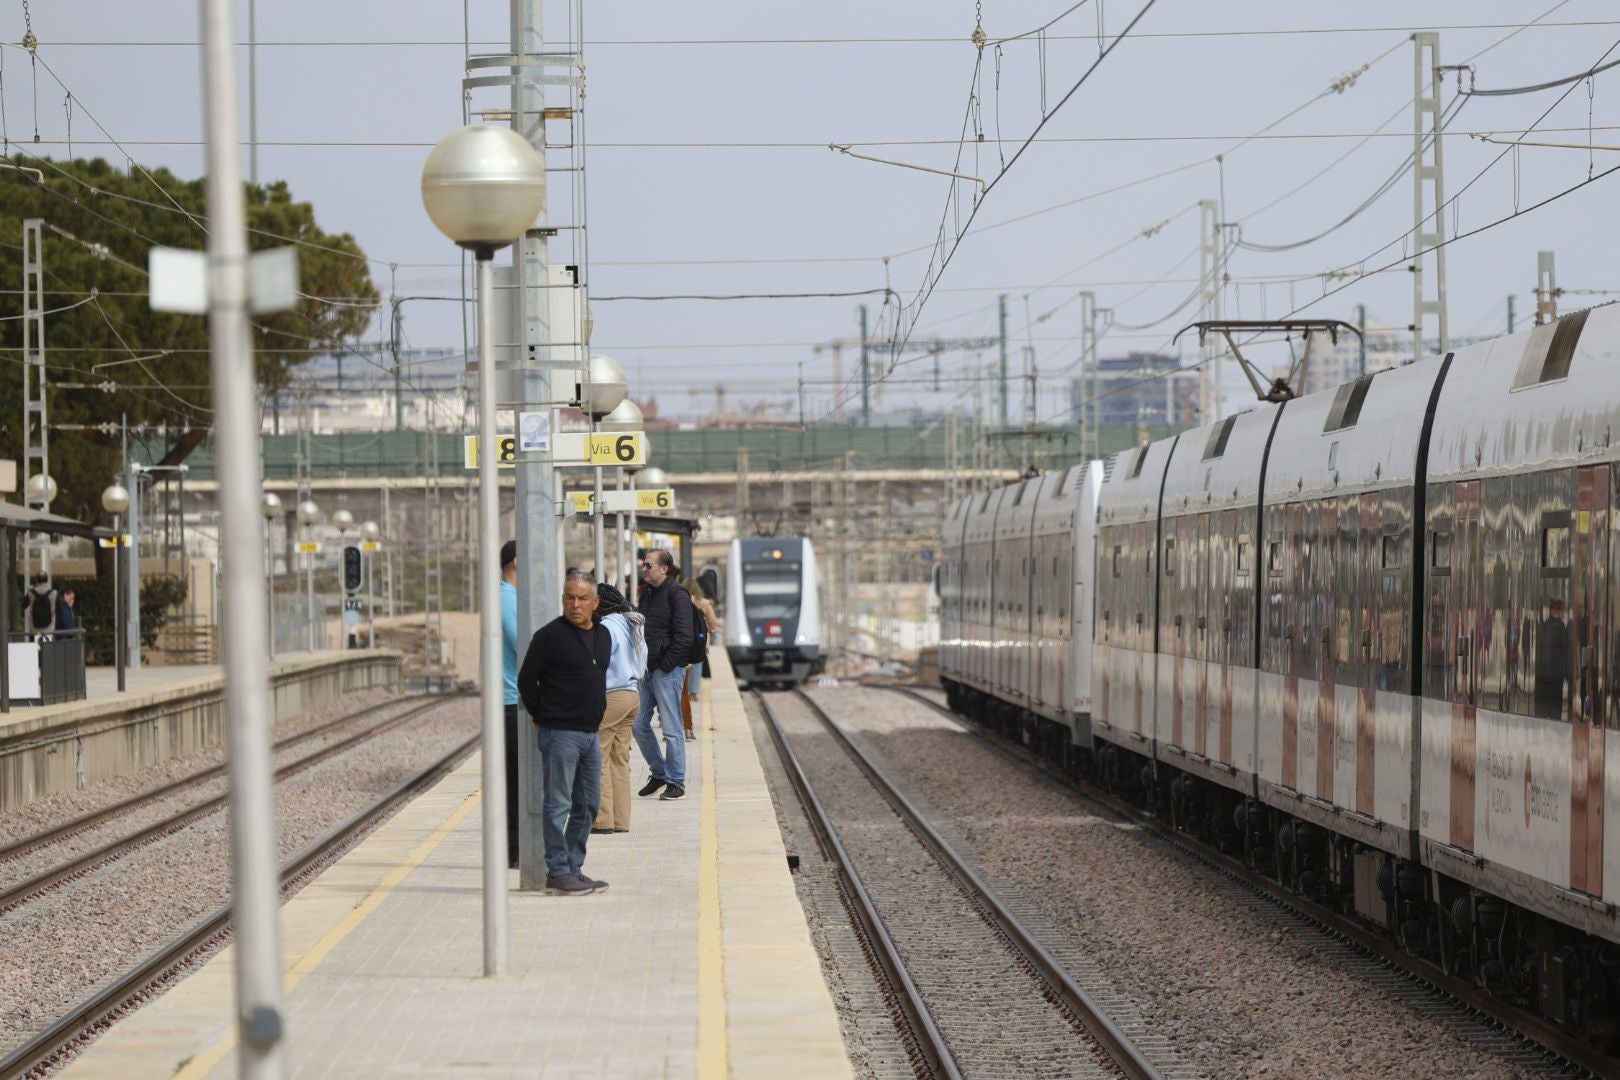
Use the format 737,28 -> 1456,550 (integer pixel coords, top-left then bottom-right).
741,561 -> 802,623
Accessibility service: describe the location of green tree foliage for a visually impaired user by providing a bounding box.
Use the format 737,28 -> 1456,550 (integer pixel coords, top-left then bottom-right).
0,158 -> 378,523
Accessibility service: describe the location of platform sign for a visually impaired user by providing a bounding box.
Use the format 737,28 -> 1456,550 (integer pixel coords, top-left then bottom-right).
343,597 -> 362,612
296,541 -> 321,554
464,431 -> 645,469
568,488 -> 676,515
97,534 -> 132,548
359,540 -> 382,553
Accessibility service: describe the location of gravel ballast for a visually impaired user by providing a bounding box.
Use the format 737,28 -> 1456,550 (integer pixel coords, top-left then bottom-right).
804,686 -> 1557,1080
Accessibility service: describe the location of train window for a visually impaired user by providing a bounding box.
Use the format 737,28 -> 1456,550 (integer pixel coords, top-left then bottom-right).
1112,544 -> 1122,578
1127,445 -> 1149,480
1202,416 -> 1238,460
1542,514 -> 1572,575
1431,529 -> 1452,574
1541,310 -> 1589,382
1163,537 -> 1177,576
1381,532 -> 1402,571
1236,535 -> 1250,575
1267,537 -> 1283,575
1323,374 -> 1375,432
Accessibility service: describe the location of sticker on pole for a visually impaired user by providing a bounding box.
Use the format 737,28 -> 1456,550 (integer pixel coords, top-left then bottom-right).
519,411 -> 551,452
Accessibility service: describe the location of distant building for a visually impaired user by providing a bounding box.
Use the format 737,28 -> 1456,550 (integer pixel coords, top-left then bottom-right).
1070,351 -> 1200,429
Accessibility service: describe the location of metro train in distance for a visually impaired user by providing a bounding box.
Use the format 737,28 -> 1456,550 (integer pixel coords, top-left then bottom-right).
724,537 -> 823,689
939,304 -> 1620,1050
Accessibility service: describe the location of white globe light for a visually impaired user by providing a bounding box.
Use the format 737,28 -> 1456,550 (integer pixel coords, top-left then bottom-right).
360,520 -> 381,542
420,126 -> 546,252
297,499 -> 321,525
101,483 -> 130,514
332,508 -> 356,531
25,472 -> 57,505
600,397 -> 643,433
584,354 -> 628,419
259,491 -> 282,519
638,467 -> 669,488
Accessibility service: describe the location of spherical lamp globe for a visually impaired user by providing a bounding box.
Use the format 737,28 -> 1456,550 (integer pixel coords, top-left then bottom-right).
360,520 -> 381,543
101,483 -> 130,515
296,499 -> 321,526
584,354 -> 628,420
600,397 -> 642,433
332,508 -> 356,533
638,467 -> 669,489
259,491 -> 282,520
25,472 -> 57,505
420,126 -> 546,253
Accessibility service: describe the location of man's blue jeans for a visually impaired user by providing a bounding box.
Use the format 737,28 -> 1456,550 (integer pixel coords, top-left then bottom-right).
537,727 -> 601,880
633,666 -> 687,788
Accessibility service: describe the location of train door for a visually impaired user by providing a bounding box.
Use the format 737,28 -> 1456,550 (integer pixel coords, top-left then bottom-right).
1450,480 -> 1481,852
1317,499 -> 1338,802
1356,492 -> 1380,816
1194,513 -> 1211,757
1570,465 -> 1608,894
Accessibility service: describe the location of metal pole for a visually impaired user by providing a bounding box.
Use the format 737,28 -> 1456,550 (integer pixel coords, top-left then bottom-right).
858,304 -> 870,427
627,472 -> 638,587
367,548 -> 376,649
305,527 -> 315,652
199,0 -> 286,1071
476,253 -> 509,975
997,294 -> 1008,428
511,0 -> 560,892
264,519 -> 274,662
247,0 -> 258,185
1357,304 -> 1367,378
116,522 -> 126,693
1507,294 -> 1516,334
593,459 -> 605,578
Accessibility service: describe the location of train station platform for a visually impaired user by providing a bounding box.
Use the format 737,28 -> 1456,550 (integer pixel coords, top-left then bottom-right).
0,650 -> 402,812
61,653 -> 852,1079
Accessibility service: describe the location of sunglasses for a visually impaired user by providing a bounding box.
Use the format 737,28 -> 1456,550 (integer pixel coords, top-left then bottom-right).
641,561 -> 656,569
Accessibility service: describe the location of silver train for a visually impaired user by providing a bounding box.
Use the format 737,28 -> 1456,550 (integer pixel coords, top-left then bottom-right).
724,537 -> 823,687
940,306 -> 1620,1043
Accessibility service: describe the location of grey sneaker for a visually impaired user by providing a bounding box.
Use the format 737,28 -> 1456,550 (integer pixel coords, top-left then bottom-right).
545,874 -> 598,895
660,784 -> 686,801
578,874 -> 610,891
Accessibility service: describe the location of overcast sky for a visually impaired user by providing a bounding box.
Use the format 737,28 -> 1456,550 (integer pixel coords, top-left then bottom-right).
9,1 -> 1620,423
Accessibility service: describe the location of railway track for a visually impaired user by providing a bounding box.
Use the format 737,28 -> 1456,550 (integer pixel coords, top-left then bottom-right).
0,701 -> 478,1080
881,684 -> 1590,1078
755,688 -> 1161,1079
0,694 -> 465,913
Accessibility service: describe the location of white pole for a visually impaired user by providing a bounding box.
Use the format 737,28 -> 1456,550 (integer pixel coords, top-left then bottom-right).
367,549 -> 376,649
593,462 -> 604,577
264,520 -> 275,661
199,0 -> 286,1072
305,534 -> 315,652
476,253 -> 510,975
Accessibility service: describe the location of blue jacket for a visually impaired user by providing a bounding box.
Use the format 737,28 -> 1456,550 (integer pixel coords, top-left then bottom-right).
601,612 -> 645,695
501,581 -> 519,706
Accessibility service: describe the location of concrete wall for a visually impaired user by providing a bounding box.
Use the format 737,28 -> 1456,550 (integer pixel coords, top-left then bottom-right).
0,651 -> 403,812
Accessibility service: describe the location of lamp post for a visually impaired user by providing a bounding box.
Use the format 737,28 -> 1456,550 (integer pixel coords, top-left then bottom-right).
297,498 -> 319,652
637,465 -> 669,578
361,519 -> 380,649
422,123 -> 545,978
332,508 -> 356,648
603,399 -> 642,591
585,355 -> 627,579
101,483 -> 129,694
25,473 -> 57,582
260,492 -> 281,660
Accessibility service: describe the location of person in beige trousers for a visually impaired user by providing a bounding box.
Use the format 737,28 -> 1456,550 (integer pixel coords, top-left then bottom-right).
592,583 -> 646,834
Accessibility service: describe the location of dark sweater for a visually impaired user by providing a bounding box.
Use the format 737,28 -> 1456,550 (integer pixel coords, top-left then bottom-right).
516,616 -> 611,731
638,579 -> 693,673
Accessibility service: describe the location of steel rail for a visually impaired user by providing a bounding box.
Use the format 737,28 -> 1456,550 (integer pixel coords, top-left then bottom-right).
753,690 -> 962,1080
0,693 -> 439,866
0,723 -> 479,1080
0,695 -> 468,913
883,685 -> 1597,1079
784,687 -> 1162,1080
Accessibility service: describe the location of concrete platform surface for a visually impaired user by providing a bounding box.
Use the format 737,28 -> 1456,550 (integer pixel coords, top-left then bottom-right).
61,653 -> 851,1079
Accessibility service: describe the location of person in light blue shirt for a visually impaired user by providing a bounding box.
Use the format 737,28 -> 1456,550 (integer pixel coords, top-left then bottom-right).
593,582 -> 646,833
501,540 -> 521,866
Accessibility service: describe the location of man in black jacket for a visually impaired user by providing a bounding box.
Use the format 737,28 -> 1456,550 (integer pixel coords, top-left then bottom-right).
517,571 -> 613,895
631,549 -> 694,801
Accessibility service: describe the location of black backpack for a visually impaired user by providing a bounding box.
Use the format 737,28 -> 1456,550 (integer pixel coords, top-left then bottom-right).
691,605 -> 709,658
30,589 -> 55,631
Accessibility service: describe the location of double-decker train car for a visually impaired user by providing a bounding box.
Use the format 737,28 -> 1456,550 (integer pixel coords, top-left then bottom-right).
937,304 -> 1620,1043
723,537 -> 822,688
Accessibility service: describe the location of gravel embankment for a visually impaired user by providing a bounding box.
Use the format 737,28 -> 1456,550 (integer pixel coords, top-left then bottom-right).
0,694 -> 476,1055
0,692 -> 433,894
806,686 -> 1554,1080
763,692 -> 1120,1079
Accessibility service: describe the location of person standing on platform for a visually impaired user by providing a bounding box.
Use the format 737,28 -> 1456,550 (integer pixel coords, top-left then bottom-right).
517,571 -> 612,895
591,583 -> 645,835
633,549 -> 692,801
685,577 -> 720,740
500,541 -> 521,869
56,588 -> 78,633
672,566 -> 697,741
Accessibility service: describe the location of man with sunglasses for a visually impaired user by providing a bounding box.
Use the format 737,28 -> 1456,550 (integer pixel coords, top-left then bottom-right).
632,548 -> 694,801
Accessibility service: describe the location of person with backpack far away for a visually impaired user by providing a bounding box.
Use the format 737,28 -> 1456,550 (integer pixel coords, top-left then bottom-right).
24,574 -> 59,638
